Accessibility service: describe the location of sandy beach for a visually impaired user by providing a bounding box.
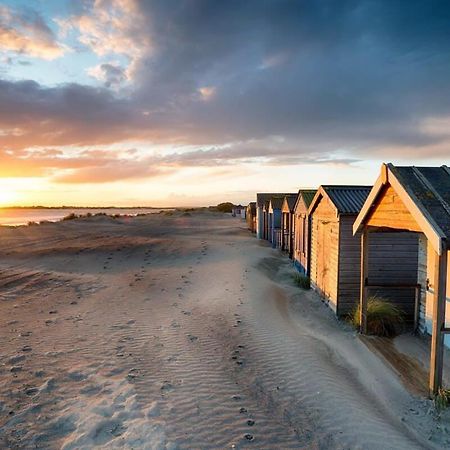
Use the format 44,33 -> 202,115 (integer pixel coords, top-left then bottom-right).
0,210 -> 449,449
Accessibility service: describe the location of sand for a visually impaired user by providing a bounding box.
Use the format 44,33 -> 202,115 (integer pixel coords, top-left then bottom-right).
0,210 -> 449,449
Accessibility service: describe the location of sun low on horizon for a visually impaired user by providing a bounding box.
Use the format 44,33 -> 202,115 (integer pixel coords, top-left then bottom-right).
0,0 -> 449,207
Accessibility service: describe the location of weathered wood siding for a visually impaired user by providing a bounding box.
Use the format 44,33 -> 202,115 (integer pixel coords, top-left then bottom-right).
423,244 -> 450,346
367,185 -> 421,232
336,215 -> 360,316
417,234 -> 428,333
366,231 -> 419,321
338,218 -> 419,317
310,196 -> 339,313
293,198 -> 310,274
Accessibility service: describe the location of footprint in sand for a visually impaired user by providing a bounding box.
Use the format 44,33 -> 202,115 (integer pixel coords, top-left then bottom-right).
187,334 -> 198,342
9,354 -> 25,364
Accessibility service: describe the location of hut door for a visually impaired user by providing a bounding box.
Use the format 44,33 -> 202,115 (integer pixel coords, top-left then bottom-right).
317,220 -> 331,298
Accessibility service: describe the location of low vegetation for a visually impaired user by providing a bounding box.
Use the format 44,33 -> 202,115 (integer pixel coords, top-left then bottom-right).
351,296 -> 404,337
293,273 -> 310,289
215,202 -> 234,213
435,387 -> 450,411
62,213 -> 78,221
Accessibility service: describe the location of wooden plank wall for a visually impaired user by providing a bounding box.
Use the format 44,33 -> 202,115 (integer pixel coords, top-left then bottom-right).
338,218 -> 420,317
366,231 -> 419,322
310,197 -> 339,313
293,197 -> 311,274
424,245 -> 450,345
336,216 -> 360,316
367,185 -> 421,232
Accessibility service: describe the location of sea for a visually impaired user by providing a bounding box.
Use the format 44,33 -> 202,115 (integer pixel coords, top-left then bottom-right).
0,208 -> 168,226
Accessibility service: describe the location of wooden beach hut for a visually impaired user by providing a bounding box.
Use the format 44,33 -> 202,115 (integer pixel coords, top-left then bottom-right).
308,186 -> 372,316
256,194 -> 277,239
246,202 -> 256,233
268,197 -> 285,248
281,194 -> 299,258
353,163 -> 450,394
292,189 -> 317,274
232,205 -> 245,218
256,193 -> 290,240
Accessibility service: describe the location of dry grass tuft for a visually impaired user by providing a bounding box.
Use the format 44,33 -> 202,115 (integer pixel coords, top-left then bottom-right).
351,296 -> 404,337
293,273 -> 310,290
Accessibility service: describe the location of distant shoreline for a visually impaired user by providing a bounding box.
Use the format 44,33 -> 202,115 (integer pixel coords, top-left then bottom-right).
0,206 -> 177,210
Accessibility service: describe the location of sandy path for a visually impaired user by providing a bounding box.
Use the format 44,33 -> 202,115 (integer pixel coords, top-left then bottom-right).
0,211 -> 448,449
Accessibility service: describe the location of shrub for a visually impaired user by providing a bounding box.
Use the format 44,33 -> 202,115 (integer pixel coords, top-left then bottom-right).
435,388 -> 450,411
62,213 -> 78,221
293,273 -> 310,289
351,296 -> 404,337
216,202 -> 234,213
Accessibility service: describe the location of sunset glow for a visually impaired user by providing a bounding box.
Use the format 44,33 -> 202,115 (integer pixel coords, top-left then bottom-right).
0,1 -> 449,207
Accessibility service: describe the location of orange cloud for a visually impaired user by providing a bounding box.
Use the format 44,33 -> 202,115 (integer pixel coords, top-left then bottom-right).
0,6 -> 65,60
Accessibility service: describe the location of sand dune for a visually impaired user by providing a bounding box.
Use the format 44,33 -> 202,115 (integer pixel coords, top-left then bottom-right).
0,211 -> 449,449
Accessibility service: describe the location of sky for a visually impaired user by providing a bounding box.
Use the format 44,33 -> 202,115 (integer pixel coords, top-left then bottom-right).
0,0 -> 449,207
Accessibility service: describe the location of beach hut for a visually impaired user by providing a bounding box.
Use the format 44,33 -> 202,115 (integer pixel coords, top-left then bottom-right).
256,193 -> 290,240
292,189 -> 317,274
308,186 -> 372,316
268,197 -> 285,248
246,202 -> 256,233
281,194 -> 299,258
353,163 -> 450,394
256,194 -> 276,239
232,205 -> 245,218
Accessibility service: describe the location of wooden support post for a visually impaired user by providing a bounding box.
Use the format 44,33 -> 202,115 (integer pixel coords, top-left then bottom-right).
360,229 -> 369,334
429,250 -> 448,396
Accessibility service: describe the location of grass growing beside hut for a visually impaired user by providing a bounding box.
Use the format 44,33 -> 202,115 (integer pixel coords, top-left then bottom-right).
293,273 -> 310,290
435,387 -> 450,411
351,296 -> 404,337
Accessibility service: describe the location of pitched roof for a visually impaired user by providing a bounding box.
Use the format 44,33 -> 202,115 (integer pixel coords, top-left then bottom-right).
391,165 -> 450,241
256,193 -> 290,207
294,189 -> 317,212
309,185 -> 371,216
247,202 -> 256,214
283,194 -> 298,212
269,196 -> 285,210
354,163 -> 450,254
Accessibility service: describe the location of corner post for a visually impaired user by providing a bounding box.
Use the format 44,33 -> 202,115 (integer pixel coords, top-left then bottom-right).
430,249 -> 448,395
360,228 -> 369,334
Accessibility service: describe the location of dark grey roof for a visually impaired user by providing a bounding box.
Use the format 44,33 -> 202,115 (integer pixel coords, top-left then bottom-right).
323,186 -> 372,214
299,189 -> 317,208
269,197 -> 285,210
256,193 -> 290,207
390,165 -> 450,241
283,194 -> 298,212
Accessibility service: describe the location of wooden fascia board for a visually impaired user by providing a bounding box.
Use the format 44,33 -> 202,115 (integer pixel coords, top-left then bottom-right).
307,187 -> 326,216
353,174 -> 385,235
293,191 -> 303,212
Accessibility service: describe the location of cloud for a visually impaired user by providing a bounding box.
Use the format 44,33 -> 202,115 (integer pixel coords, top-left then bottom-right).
1,0 -> 450,188
59,0 -> 150,81
0,5 -> 64,59
88,62 -> 127,88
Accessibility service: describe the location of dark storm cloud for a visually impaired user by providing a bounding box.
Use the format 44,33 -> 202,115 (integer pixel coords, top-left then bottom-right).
1,0 -> 450,170
133,0 -> 450,149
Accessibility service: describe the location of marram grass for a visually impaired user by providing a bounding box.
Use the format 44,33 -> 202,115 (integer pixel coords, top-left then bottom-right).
293,273 -> 310,290
435,387 -> 450,411
351,296 -> 404,337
